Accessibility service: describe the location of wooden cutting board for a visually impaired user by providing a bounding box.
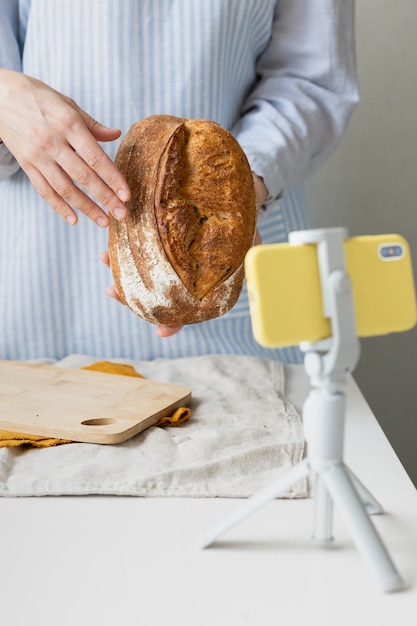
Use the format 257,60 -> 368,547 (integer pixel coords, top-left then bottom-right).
0,360 -> 191,444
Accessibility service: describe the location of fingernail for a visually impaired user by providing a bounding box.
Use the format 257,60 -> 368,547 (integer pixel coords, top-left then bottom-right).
97,216 -> 108,228
66,214 -> 77,225
114,207 -> 126,220
118,189 -> 130,202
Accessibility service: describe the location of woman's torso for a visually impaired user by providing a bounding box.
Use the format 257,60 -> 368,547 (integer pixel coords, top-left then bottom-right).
0,0 -> 307,361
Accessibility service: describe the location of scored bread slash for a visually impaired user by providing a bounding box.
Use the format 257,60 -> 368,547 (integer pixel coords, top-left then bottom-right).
108,114 -> 257,326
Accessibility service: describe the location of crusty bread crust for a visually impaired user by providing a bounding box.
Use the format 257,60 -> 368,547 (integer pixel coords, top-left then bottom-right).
108,115 -> 256,325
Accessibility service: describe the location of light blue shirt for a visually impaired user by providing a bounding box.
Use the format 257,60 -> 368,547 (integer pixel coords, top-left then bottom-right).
0,0 -> 358,361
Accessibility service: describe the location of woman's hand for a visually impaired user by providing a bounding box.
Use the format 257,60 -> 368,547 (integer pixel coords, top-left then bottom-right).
252,172 -> 268,210
0,69 -> 130,227
252,172 -> 268,245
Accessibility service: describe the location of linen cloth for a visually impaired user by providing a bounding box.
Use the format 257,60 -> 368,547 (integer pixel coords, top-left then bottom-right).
0,354 -> 307,498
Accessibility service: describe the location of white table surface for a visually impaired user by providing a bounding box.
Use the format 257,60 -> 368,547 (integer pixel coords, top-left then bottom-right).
1,365 -> 416,626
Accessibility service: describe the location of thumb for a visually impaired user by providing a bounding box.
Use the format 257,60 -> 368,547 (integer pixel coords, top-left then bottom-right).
156,325 -> 184,337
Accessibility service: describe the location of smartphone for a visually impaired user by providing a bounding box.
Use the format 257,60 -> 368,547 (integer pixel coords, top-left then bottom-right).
245,234 -> 417,348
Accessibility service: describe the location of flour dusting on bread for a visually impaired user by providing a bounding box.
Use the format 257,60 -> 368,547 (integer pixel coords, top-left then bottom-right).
108,115 -> 256,325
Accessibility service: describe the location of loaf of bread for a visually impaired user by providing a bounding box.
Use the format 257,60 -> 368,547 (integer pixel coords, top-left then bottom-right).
108,115 -> 257,326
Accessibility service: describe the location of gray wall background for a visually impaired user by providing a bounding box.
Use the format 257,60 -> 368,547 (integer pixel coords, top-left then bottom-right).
306,1 -> 417,484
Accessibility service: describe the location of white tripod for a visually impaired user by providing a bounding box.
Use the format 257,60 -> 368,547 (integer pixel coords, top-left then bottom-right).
200,228 -> 405,593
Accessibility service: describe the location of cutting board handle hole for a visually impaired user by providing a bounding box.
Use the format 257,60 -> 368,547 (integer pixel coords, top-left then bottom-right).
81,418 -> 117,427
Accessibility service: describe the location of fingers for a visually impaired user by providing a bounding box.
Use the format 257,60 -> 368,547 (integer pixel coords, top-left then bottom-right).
99,250 -> 110,266
25,166 -> 79,225
37,107 -> 130,225
156,325 -> 184,337
106,284 -> 125,305
0,71 -> 130,225
64,110 -> 131,215
52,148 -> 127,227
15,121 -> 128,226
99,252 -> 123,302
26,160 -> 115,227
252,172 -> 268,209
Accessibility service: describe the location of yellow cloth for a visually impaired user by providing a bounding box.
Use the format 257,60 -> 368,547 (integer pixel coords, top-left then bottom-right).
82,361 -> 145,378
0,361 -> 191,448
0,432 -> 72,448
156,406 -> 191,426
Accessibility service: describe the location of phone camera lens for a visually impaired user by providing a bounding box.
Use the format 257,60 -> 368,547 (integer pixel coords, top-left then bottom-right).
379,243 -> 404,260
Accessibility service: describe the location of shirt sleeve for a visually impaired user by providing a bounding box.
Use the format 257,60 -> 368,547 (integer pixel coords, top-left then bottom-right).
232,0 -> 359,203
0,0 -> 22,179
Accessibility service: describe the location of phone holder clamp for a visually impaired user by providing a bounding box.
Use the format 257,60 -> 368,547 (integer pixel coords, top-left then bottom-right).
200,228 -> 405,593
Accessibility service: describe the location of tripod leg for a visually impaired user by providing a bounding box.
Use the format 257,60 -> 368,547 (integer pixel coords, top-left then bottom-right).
312,474 -> 334,544
321,463 -> 405,592
200,458 -> 310,549
344,464 -> 384,515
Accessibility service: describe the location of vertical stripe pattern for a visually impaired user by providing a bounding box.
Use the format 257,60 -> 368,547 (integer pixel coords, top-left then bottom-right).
0,0 -> 309,363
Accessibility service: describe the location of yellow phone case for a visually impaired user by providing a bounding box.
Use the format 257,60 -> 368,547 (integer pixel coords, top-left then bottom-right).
245,234 -> 417,348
